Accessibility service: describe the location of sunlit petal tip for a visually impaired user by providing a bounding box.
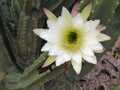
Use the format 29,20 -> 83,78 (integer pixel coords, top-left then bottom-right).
97,33 -> 111,42
41,43 -> 53,51
33,29 -> 44,36
55,55 -> 66,66
62,7 -> 70,14
90,56 -> 97,64
96,24 -> 106,31
71,0 -> 80,16
83,55 -> 97,64
81,3 -> 92,21
43,7 -> 57,20
71,60 -> 82,74
72,53 -> 82,64
94,19 -> 100,25
62,7 -> 72,21
42,56 -> 56,68
94,48 -> 105,53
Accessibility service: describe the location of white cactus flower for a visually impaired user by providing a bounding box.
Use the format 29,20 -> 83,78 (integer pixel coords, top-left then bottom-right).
33,4 -> 111,74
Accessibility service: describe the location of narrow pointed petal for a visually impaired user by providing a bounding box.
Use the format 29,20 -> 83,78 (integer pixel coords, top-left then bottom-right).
41,43 -> 53,51
72,52 -> 82,64
40,30 -> 59,43
84,20 -> 100,29
62,53 -> 71,62
61,7 -> 72,22
71,0 -> 80,16
97,33 -> 111,42
94,49 -> 105,53
90,43 -> 104,53
81,3 -> 92,21
81,46 -> 94,56
73,13 -> 83,27
90,43 -> 103,51
96,24 -> 106,31
43,8 -> 57,20
82,55 -> 97,64
55,55 -> 66,66
55,53 -> 71,66
33,29 -> 47,37
47,20 -> 57,30
49,45 -> 62,55
71,60 -> 82,74
42,56 -> 56,67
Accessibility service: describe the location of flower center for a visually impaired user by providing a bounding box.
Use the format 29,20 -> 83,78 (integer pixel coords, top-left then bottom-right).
60,28 -> 84,53
67,32 -> 77,44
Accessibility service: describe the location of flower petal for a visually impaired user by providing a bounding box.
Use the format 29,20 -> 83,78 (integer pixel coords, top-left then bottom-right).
84,20 -> 100,30
90,43 -> 103,50
41,42 -> 53,51
72,52 -> 82,64
94,49 -> 105,53
42,56 -> 56,67
71,60 -> 82,74
43,8 -> 57,20
81,46 -> 94,56
90,43 -> 104,53
33,29 -> 47,37
47,20 -> 57,30
82,54 -> 97,64
96,24 -> 106,31
40,30 -> 59,43
85,37 -> 99,45
73,13 -> 83,28
61,7 -> 72,22
49,45 -> 62,55
71,0 -> 80,16
81,3 -> 92,21
55,55 -> 66,66
62,52 -> 71,62
97,33 -> 111,42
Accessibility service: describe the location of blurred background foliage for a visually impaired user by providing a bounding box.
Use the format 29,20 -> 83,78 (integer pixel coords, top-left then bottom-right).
0,0 -> 120,90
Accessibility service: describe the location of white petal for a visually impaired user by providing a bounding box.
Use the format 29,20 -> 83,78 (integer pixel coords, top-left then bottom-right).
84,20 -> 100,29
40,30 -> 59,43
97,33 -> 111,42
90,43 -> 103,51
33,29 -> 47,37
90,43 -> 104,53
73,13 -> 83,28
84,31 -> 99,45
49,45 -> 62,55
56,17 -> 69,30
55,55 -> 66,66
85,37 -> 99,45
81,46 -> 94,56
61,7 -> 72,22
71,60 -> 82,74
62,52 -> 71,62
82,54 -> 97,64
47,20 -> 57,30
72,52 -> 82,64
41,43 -> 53,51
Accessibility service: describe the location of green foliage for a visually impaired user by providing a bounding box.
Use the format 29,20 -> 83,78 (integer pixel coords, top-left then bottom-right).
0,0 -> 75,90
0,0 -> 120,90
79,0 -> 119,24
